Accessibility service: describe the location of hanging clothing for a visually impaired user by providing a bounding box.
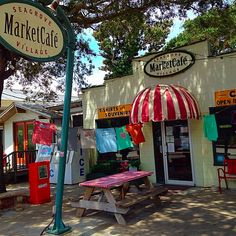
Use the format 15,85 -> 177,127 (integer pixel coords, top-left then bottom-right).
95,128 -> 117,153
126,123 -> 145,145
67,127 -> 79,151
203,114 -> 218,141
32,121 -> 57,146
115,126 -> 133,151
78,128 -> 96,149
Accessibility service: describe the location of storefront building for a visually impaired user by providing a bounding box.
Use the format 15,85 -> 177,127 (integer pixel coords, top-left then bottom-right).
82,40 -> 236,188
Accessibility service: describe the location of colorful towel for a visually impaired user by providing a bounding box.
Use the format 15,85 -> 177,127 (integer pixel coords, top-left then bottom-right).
32,121 -> 57,146
78,128 -> 96,149
203,114 -> 218,141
95,128 -> 117,153
115,126 -> 133,150
126,123 -> 145,144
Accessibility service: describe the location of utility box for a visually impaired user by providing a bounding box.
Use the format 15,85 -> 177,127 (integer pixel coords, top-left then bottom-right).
29,161 -> 51,204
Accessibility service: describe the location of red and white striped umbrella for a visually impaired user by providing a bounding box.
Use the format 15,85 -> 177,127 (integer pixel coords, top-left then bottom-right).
130,84 -> 200,124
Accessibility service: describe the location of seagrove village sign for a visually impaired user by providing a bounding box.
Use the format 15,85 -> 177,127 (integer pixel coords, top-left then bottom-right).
144,50 -> 195,77
0,0 -> 66,62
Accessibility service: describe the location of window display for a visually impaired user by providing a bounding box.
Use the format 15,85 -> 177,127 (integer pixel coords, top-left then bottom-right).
210,105 -> 236,166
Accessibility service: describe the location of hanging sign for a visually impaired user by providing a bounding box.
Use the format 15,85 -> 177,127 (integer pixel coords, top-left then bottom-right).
144,50 -> 195,77
0,0 -> 66,62
98,104 -> 131,119
215,89 -> 236,107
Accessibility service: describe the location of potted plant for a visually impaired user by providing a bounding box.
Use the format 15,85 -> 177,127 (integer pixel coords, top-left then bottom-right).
128,159 -> 141,171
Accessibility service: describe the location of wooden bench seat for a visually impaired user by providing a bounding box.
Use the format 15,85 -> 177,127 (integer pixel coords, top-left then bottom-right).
71,171 -> 165,225
71,186 -> 167,208
116,187 -> 168,208
71,186 -> 168,217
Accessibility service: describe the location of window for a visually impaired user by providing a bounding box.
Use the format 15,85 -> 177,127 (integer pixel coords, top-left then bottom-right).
72,114 -> 83,127
14,121 -> 35,153
210,105 -> 236,166
14,120 -> 36,166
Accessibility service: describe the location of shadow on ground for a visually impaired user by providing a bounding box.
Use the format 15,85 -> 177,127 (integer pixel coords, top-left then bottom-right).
0,184 -> 236,236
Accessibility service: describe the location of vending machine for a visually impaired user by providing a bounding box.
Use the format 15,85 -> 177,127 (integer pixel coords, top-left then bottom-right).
35,134 -> 87,185
28,161 -> 51,204
49,149 -> 86,184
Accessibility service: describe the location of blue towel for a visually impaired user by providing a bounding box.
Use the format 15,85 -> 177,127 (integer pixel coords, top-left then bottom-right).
95,128 -> 117,153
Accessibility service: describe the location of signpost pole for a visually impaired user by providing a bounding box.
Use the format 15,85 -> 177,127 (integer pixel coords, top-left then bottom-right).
46,2 -> 76,235
0,0 -> 75,233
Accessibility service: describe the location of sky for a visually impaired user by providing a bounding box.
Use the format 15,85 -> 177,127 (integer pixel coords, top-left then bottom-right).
82,29 -> 106,86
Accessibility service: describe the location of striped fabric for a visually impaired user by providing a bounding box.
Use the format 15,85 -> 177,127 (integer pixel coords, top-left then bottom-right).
130,84 -> 200,124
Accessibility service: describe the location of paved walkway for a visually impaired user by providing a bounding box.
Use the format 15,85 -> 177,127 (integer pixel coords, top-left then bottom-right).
0,183 -> 236,236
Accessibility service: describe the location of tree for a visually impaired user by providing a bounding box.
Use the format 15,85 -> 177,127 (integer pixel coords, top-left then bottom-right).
165,2 -> 236,53
68,0 -> 229,79
0,0 -> 229,104
1,37 -> 94,105
93,12 -> 172,79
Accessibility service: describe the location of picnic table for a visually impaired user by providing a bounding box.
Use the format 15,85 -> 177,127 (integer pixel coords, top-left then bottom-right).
71,170 -> 168,225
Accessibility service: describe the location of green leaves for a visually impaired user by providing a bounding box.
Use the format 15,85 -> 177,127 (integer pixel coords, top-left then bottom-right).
93,12 -> 171,79
0,0 -> 231,102
165,2 -> 236,54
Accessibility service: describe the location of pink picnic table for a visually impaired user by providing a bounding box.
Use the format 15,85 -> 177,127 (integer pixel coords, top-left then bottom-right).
72,171 -> 154,225
79,170 -> 153,189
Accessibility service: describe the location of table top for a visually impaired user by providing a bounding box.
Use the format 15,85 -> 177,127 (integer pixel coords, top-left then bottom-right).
80,170 -> 153,189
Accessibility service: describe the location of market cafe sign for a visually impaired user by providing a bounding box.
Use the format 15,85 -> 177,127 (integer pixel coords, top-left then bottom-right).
144,50 -> 195,77
0,0 -> 66,62
215,89 -> 236,107
98,104 -> 131,119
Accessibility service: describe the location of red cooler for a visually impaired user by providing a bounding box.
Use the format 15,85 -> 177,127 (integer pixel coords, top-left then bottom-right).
29,161 -> 51,204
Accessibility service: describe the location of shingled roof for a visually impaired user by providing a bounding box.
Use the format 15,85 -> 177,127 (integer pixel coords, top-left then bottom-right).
0,102 -> 62,123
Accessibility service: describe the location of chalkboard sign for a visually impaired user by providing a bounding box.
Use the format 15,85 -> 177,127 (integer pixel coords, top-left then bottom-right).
38,165 -> 48,179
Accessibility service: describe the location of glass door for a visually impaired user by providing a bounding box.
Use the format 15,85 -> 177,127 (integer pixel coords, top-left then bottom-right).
14,123 -> 25,165
163,120 -> 194,185
14,121 -> 35,167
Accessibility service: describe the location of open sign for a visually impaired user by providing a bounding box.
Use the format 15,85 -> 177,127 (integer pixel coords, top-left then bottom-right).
215,89 -> 236,107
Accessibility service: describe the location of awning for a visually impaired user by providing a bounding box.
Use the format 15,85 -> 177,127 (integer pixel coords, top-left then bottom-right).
130,84 -> 200,124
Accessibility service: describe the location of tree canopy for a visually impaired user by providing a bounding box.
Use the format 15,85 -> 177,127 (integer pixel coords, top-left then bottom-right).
93,11 -> 172,79
68,0 -> 230,79
165,1 -> 236,54
0,0 -> 230,105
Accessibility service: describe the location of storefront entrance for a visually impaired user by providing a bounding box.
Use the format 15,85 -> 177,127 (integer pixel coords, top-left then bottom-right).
153,120 -> 194,186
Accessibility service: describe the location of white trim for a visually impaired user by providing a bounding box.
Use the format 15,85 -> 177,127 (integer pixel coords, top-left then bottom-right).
0,102 -> 15,119
164,179 -> 194,186
188,119 -> 196,185
162,120 -> 195,186
161,122 -> 169,183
